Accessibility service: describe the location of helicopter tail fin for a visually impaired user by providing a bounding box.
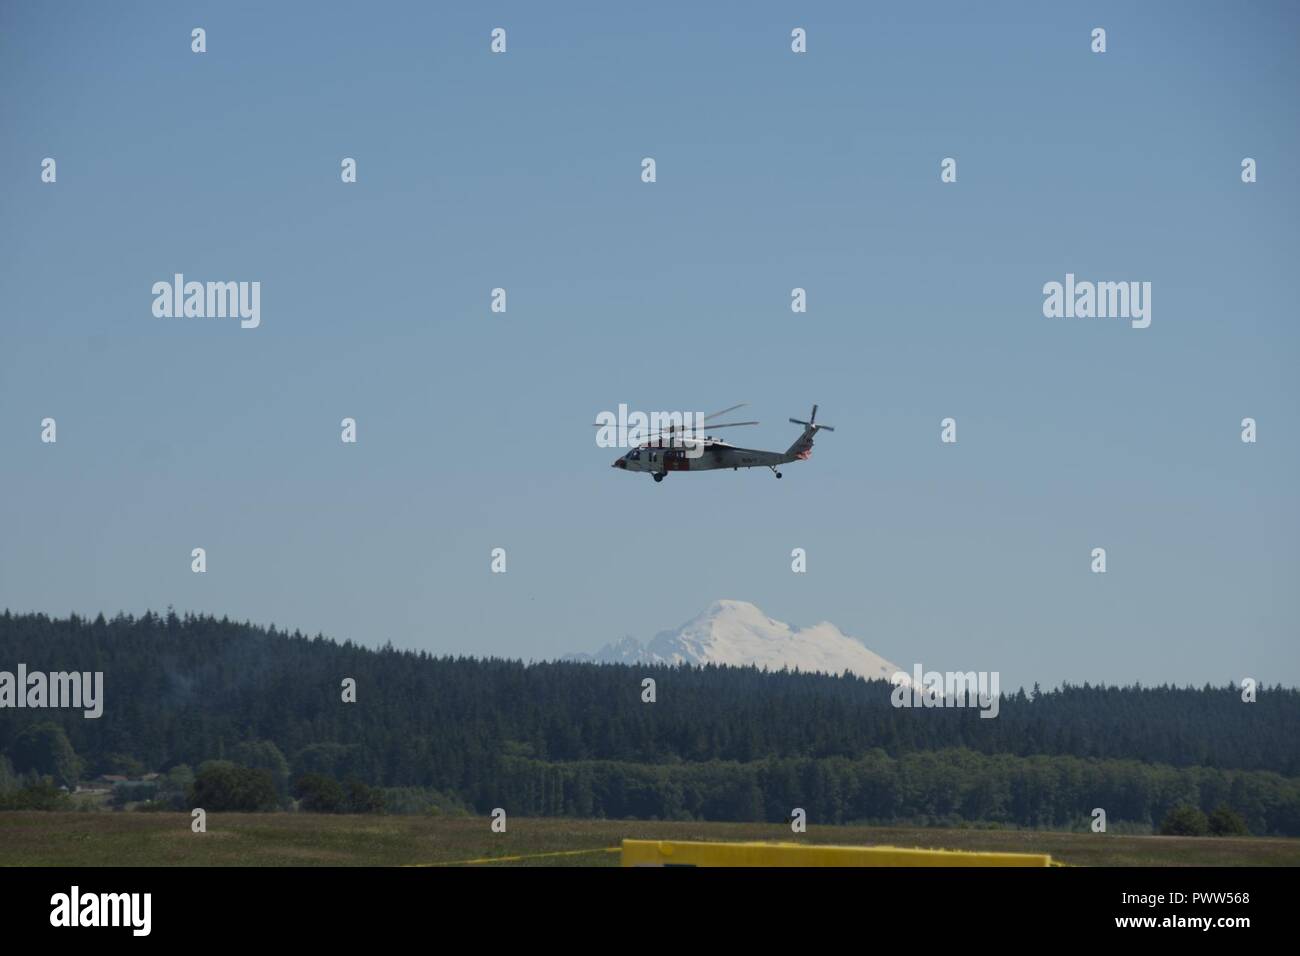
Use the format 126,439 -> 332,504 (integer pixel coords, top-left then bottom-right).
786,404 -> 834,460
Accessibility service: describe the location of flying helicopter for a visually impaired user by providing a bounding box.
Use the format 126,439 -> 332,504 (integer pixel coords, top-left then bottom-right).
604,403 -> 833,482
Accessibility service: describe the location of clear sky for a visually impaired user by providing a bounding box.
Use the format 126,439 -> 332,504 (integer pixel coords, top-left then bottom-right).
2,1 -> 1296,691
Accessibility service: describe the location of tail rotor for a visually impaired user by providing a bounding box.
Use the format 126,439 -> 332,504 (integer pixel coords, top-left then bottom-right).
789,404 -> 834,434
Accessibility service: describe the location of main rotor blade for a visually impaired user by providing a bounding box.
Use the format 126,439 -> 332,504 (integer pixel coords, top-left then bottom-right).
596,404 -> 750,427
634,420 -> 758,439
634,422 -> 757,441
704,402 -> 749,421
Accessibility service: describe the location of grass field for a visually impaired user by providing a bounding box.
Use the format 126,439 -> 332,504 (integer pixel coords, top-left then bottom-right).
2,812 -> 1299,866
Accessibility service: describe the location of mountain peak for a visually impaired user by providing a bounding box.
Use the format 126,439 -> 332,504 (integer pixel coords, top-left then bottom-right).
705,598 -> 756,613
698,599 -> 770,623
572,600 -> 902,680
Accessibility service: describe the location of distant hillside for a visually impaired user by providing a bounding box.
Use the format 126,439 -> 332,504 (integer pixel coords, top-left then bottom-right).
3,610 -> 1299,832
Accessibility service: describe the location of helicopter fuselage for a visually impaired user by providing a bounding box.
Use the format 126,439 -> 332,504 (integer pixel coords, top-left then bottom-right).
612,441 -> 793,474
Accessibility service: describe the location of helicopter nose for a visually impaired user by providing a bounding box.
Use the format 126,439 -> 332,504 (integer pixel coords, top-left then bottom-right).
612,457 -> 626,468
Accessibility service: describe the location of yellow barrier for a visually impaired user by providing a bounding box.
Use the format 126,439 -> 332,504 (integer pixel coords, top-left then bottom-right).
620,839 -> 1054,867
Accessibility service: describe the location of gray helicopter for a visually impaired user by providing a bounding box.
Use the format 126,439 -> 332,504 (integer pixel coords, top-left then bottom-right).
608,404 -> 833,482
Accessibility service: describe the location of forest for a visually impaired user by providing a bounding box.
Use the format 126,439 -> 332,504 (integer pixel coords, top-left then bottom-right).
2,610 -> 1297,833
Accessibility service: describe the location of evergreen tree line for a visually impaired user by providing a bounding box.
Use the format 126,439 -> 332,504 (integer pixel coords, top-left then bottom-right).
2,611 -> 1297,831
483,751 -> 1300,834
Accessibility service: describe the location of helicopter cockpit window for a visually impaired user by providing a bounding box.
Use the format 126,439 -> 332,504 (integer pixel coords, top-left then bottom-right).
629,449 -> 641,461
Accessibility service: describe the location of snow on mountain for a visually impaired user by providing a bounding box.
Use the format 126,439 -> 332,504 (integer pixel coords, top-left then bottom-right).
568,599 -> 903,681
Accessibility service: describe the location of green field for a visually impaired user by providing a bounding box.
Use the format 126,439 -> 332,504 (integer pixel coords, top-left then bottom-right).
2,812 -> 1299,866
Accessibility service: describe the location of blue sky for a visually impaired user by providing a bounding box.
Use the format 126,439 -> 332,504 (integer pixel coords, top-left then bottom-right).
2,1 -> 1297,691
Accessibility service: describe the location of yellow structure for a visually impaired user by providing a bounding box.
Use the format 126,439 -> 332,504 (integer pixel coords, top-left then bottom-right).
620,839 -> 1053,867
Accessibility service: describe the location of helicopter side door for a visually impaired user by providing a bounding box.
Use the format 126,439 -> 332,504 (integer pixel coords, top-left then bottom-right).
663,447 -> 692,471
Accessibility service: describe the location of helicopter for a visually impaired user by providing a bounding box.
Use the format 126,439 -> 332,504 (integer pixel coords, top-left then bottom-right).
606,403 -> 833,482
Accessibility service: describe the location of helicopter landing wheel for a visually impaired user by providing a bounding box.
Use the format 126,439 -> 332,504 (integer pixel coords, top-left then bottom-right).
775,471 -> 783,479
653,473 -> 664,483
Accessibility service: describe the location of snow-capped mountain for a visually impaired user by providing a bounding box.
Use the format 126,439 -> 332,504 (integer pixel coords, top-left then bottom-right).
568,599 -> 903,681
